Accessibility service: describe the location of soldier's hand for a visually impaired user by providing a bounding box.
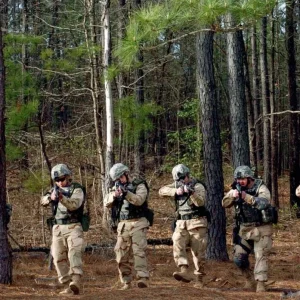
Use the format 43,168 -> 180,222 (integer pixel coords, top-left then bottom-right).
114,189 -> 123,198
176,187 -> 184,195
233,190 -> 244,198
41,196 -> 51,205
184,185 -> 194,194
50,190 -> 58,201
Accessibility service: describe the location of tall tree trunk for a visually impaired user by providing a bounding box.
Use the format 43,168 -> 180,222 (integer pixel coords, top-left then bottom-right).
20,0 -> 29,168
0,0 -> 13,284
286,0 -> 300,208
251,26 -> 262,170
133,0 -> 145,176
226,15 -> 250,168
102,0 -> 114,194
260,16 -> 271,188
117,0 -> 127,161
270,9 -> 279,207
241,34 -> 256,169
196,31 -> 228,260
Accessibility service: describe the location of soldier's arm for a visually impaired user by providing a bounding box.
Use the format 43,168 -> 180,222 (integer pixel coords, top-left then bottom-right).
222,189 -> 236,208
248,184 -> 271,210
190,183 -> 205,207
60,188 -> 84,211
158,183 -> 177,197
125,183 -> 148,206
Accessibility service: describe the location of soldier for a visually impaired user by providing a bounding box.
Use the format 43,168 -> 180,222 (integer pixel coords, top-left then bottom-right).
159,164 -> 208,288
104,163 -> 150,290
222,165 -> 275,292
41,164 -> 86,295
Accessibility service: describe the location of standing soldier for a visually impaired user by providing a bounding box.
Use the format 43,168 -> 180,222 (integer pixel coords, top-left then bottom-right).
104,163 -> 150,290
222,165 -> 275,292
159,164 -> 208,288
41,164 -> 86,295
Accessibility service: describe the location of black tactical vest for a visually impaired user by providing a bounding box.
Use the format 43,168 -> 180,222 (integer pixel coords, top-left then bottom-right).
119,179 -> 149,220
235,179 -> 263,225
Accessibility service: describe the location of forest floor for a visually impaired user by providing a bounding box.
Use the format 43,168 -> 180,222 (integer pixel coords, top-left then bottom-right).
2,172 -> 300,299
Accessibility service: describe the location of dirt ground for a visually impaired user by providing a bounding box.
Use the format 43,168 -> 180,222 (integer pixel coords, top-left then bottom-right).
2,173 -> 300,299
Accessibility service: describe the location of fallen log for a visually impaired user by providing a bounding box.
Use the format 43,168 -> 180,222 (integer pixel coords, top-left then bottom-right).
11,238 -> 173,254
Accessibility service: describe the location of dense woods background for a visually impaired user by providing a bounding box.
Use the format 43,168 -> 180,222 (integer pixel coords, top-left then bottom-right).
0,0 -> 300,284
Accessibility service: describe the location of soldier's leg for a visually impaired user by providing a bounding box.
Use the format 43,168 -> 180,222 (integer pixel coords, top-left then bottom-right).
189,227 -> 207,287
114,223 -> 132,285
253,234 -> 272,291
189,227 -> 207,273
67,224 -> 85,295
132,227 -> 149,288
51,226 -> 70,284
172,225 -> 192,282
172,225 -> 190,267
233,238 -> 255,289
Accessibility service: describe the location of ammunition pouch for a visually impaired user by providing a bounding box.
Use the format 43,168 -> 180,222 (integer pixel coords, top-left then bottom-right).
238,204 -> 262,225
261,206 -> 278,224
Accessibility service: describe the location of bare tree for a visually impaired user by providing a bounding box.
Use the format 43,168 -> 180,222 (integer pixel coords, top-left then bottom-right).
102,0 -> 114,193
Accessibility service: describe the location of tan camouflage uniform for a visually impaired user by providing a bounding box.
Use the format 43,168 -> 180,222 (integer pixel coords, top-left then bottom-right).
159,182 -> 207,275
222,183 -> 273,282
41,186 -> 85,284
105,181 -> 149,284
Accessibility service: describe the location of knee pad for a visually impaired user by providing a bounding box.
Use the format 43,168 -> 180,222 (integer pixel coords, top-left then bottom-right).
233,253 -> 249,269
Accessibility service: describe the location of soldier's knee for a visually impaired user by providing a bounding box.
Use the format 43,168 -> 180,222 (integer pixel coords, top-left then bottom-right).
233,253 -> 249,269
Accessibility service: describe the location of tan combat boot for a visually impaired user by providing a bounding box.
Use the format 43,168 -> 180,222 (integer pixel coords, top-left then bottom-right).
137,277 -> 148,288
256,281 -> 266,292
173,265 -> 192,283
69,274 -> 81,295
119,282 -> 131,290
194,274 -> 204,288
242,269 -> 255,290
59,281 -> 73,295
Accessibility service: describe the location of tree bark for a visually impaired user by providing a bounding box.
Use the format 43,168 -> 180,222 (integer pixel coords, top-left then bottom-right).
270,10 -> 279,207
0,0 -> 13,284
226,15 -> 250,168
251,26 -> 262,168
260,16 -> 271,188
286,0 -> 300,208
196,31 -> 228,260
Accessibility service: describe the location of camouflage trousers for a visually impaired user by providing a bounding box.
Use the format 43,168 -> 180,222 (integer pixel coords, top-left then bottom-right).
234,224 -> 273,282
51,223 -> 85,284
172,219 -> 207,275
115,218 -> 149,283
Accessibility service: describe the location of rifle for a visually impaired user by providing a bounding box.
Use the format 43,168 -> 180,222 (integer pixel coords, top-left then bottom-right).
47,185 -> 60,270
110,181 -> 127,230
232,183 -> 245,244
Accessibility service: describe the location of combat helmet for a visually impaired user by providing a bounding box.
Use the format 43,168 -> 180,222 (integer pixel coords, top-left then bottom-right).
51,164 -> 72,180
109,163 -> 129,181
172,164 -> 190,181
234,165 -> 254,180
